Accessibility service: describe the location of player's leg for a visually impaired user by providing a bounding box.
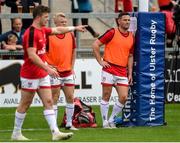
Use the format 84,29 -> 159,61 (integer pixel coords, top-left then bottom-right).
38,87 -> 58,131
11,78 -> 37,141
52,87 -> 61,119
63,74 -> 78,130
11,90 -> 35,140
63,85 -> 78,130
101,85 -> 113,128
100,71 -> 113,128
50,76 -> 61,120
38,75 -> 73,140
108,76 -> 129,127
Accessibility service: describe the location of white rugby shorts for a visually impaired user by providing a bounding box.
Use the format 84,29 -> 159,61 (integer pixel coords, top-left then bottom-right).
101,70 -> 128,86
50,73 -> 75,88
21,75 -> 51,91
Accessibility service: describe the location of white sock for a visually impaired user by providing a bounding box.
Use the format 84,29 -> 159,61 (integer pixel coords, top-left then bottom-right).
43,109 -> 59,133
109,101 -> 124,123
53,105 -> 58,120
13,110 -> 26,133
100,100 -> 109,123
65,103 -> 74,127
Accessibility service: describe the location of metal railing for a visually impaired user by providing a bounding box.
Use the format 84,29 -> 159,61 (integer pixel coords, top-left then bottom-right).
0,13 -> 119,49
0,49 -> 105,59
0,48 -> 176,59
0,13 -> 175,59
0,13 -> 118,19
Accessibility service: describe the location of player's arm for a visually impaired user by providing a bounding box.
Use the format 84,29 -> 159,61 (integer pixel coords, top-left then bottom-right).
92,39 -> 110,68
92,28 -> 114,68
27,47 -> 59,77
92,39 -> 103,64
51,25 -> 87,35
71,34 -> 76,70
71,48 -> 76,70
128,34 -> 135,85
128,53 -> 133,85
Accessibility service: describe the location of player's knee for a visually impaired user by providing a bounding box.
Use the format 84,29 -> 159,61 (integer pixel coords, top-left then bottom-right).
120,94 -> 128,104
66,95 -> 74,103
45,98 -> 53,107
17,103 -> 30,113
102,92 -> 111,101
53,94 -> 59,103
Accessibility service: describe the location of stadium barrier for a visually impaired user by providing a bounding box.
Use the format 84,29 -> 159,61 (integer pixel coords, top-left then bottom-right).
0,59 -> 119,107
0,49 -> 179,104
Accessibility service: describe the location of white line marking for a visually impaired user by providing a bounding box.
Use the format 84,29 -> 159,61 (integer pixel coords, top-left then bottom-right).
0,128 -> 49,132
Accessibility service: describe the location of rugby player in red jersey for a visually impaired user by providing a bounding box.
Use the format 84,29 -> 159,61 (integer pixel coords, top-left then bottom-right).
11,5 -> 86,141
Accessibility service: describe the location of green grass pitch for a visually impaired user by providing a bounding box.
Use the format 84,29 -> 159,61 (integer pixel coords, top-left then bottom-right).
0,104 -> 180,142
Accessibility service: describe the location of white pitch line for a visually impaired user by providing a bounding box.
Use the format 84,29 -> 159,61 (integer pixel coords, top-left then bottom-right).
0,113 -> 43,116
0,127 -> 104,132
0,128 -> 49,132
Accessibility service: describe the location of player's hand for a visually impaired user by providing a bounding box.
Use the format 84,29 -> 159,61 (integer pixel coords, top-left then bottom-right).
48,65 -> 58,71
75,25 -> 88,32
128,75 -> 133,85
99,60 -> 111,68
46,66 -> 59,78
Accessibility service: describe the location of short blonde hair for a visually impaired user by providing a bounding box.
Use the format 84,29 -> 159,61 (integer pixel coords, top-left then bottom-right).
53,12 -> 66,20
53,12 -> 66,23
7,34 -> 18,44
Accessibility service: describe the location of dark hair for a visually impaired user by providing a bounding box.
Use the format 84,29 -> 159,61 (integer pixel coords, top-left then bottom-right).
33,5 -> 50,19
12,17 -> 22,24
118,12 -> 130,19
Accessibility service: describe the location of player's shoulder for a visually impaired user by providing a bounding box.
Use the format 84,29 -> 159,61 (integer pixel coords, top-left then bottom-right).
23,26 -> 35,35
106,28 -> 115,34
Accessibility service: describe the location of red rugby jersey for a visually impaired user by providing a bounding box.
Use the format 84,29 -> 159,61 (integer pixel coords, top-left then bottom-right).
20,26 -> 52,79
